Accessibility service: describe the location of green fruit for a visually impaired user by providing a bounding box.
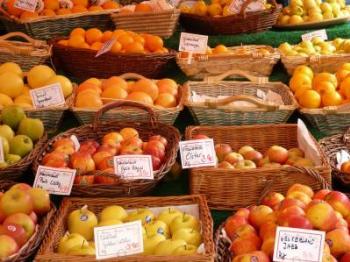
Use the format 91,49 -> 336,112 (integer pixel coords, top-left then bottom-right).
0,125 -> 14,142
0,162 -> 8,169
0,136 -> 9,156
5,154 -> 21,165
1,106 -> 26,130
17,118 -> 44,142
9,135 -> 33,157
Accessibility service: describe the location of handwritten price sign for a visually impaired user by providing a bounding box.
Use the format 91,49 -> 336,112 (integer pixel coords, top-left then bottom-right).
114,155 -> 154,180
14,0 -> 38,12
179,139 -> 216,169
301,29 -> 328,42
273,226 -> 325,262
94,221 -> 144,260
33,166 -> 76,195
179,32 -> 208,54
29,83 -> 65,109
95,38 -> 116,57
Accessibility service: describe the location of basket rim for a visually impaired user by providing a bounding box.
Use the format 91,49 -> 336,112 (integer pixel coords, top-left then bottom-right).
111,8 -> 180,17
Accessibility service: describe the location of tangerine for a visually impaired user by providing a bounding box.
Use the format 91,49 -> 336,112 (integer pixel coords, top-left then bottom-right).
70,28 -> 85,37
293,65 -> 314,80
123,42 -> 144,53
90,41 -> 103,51
155,93 -> 177,108
77,82 -> 101,94
126,91 -> 153,105
68,35 -> 85,48
336,69 -> 350,83
294,84 -> 311,99
85,28 -> 103,45
298,89 -> 321,109
101,30 -> 113,43
82,78 -> 101,87
102,1 -> 119,9
41,9 -> 56,16
313,72 -> 338,89
101,86 -> 128,101
75,91 -> 103,108
134,3 -> 152,12
5,0 -> 23,16
72,0 -> 88,7
58,39 -> 68,46
110,41 -> 122,53
144,34 -> 163,52
289,73 -> 312,92
71,5 -> 88,13
321,91 -> 343,107
339,77 -> 350,99
88,5 -> 103,11
314,81 -> 336,94
44,0 -> 59,10
101,76 -> 128,90
56,8 -> 72,15
118,34 -> 134,48
130,79 -> 158,100
20,11 -> 39,20
212,44 -> 229,54
157,78 -> 177,90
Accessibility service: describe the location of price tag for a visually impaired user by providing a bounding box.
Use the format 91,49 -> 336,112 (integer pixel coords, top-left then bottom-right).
301,29 -> 328,42
179,139 -> 216,169
95,38 -> 116,57
273,226 -> 325,262
94,221 -> 144,260
70,135 -> 80,151
29,83 -> 65,109
0,139 -> 4,163
151,0 -> 173,10
297,119 -> 321,166
336,149 -> 350,169
14,0 -> 38,12
228,0 -> 264,14
33,166 -> 76,195
256,89 -> 266,100
179,32 -> 208,54
114,155 -> 154,180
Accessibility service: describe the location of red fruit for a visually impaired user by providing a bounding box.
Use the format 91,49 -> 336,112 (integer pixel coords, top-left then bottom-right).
277,206 -> 305,225
42,151 -> 69,168
0,224 -> 28,247
97,144 -> 119,155
29,212 -> 37,224
224,215 -> 248,240
74,175 -> 95,185
79,140 -> 100,155
151,155 -> 161,170
261,192 -> 285,209
94,174 -> 118,184
340,252 -> 350,262
235,208 -> 250,219
282,215 -> 313,229
144,140 -> 165,160
121,137 -> 143,148
215,143 -> 232,162
230,233 -> 262,255
97,156 -> 114,171
266,145 -> 288,164
53,138 -> 74,149
324,191 -> 350,218
149,135 -> 168,147
10,183 -> 32,191
278,198 -> 306,211
244,150 -> 263,164
70,152 -> 95,174
313,189 -> 332,200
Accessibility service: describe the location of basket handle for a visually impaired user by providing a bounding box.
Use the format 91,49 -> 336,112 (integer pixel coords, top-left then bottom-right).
205,69 -> 268,84
0,32 -> 46,47
205,94 -> 279,111
92,101 -> 158,131
118,72 -> 147,81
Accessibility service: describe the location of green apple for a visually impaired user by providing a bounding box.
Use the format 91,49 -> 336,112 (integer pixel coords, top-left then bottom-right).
144,220 -> 170,238
97,219 -> 122,227
153,239 -> 187,255
67,205 -> 98,241
126,208 -> 154,225
1,105 -> 25,130
57,233 -> 88,254
172,228 -> 202,247
170,214 -> 201,234
157,207 -> 183,226
5,154 -> 21,165
99,205 -> 127,222
143,234 -> 166,255
17,118 -> 44,142
66,241 -> 95,256
9,135 -> 32,158
173,244 -> 198,255
0,125 -> 14,142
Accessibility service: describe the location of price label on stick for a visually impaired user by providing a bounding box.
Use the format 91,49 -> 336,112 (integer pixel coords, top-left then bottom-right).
179,32 -> 208,54
301,29 -> 328,42
29,83 -> 65,109
14,0 -> 38,12
179,139 -> 216,169
95,38 -> 116,57
273,226 -> 325,262
114,155 -> 154,180
70,135 -> 80,151
33,166 -> 76,195
94,221 -> 144,260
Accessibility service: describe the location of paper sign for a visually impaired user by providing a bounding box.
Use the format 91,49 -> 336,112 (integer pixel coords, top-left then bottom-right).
95,38 -> 116,57
179,32 -> 208,54
0,139 -> 4,163
297,119 -> 321,166
273,226 -> 325,262
266,90 -> 284,104
179,139 -> 216,169
30,83 -> 65,109
301,29 -> 328,42
151,0 -> 173,10
94,221 -> 143,260
70,135 -> 80,151
228,0 -> 264,14
33,166 -> 76,195
14,0 -> 38,12
336,149 -> 350,169
114,155 -> 154,180
256,89 -> 266,100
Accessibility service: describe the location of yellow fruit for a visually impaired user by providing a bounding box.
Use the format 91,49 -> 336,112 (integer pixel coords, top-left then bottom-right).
0,62 -> 23,77
294,84 -> 312,99
298,89 -> 321,108
314,81 -> 336,94
293,65 -> 313,79
340,63 -> 350,71
14,95 -> 33,108
207,3 -> 222,16
289,73 -> 312,92
336,69 -> 350,83
339,77 -> 350,99
222,6 -> 232,16
0,72 -> 24,98
45,75 -> 73,98
193,1 -> 207,16
289,15 -> 303,24
22,85 -> 30,95
27,65 -> 56,89
0,94 -> 13,108
321,91 -> 342,107
313,72 -> 338,89
212,44 -> 229,54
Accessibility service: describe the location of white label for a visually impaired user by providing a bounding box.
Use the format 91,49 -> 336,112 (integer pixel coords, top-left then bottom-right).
70,135 -> 80,151
114,155 -> 154,180
297,119 -> 321,166
301,29 -> 328,42
266,90 -> 284,104
179,139 -> 216,169
0,139 -> 4,163
179,32 -> 208,54
256,89 -> 266,100
151,0 -> 173,10
14,0 -> 38,12
273,226 -> 325,262
228,0 -> 264,14
30,83 -> 65,109
336,149 -> 350,169
94,221 -> 143,260
95,38 -> 116,57
33,166 -> 76,195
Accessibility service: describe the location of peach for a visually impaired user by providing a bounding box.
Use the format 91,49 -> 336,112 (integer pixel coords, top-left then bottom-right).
287,183 -> 314,198
314,189 -> 331,200
325,191 -> 350,218
261,237 -> 275,258
262,192 -> 285,210
259,222 -> 277,240
224,216 -> 248,240
306,200 -> 337,232
249,205 -> 274,229
286,191 -> 312,206
230,233 -> 262,255
326,228 -> 350,257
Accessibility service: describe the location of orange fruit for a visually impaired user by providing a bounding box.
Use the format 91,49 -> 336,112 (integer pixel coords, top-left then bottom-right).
101,31 -> 113,43
85,28 -> 103,45
5,0 -> 23,16
314,81 -> 336,94
41,9 -> 56,16
101,76 -> 128,90
88,5 -> 104,11
144,34 -> 163,52
75,91 -> 103,108
157,79 -> 177,95
90,41 -> 103,51
81,43 -> 90,49
132,35 -> 145,45
339,77 -> 350,99
340,63 -> 350,72
58,39 -> 68,46
158,84 -> 178,97
212,44 -> 229,54
68,35 -> 86,48
56,8 -> 72,15
72,0 -> 88,7
294,84 -> 311,99
293,65 -> 313,80
289,74 -> 312,92
298,89 -> 321,109
20,11 -> 39,20
102,1 -> 119,9
71,5 -> 88,13
118,34 -> 134,48
82,78 -> 101,87
336,69 -> 350,83
70,27 -> 85,37
134,3 -> 152,12
112,29 -> 126,39
321,91 -> 342,107
77,82 -> 101,94
130,79 -> 159,101
110,41 -> 122,53
101,86 -> 128,101
44,0 -> 59,10
123,42 -> 145,53
155,93 -> 177,108
313,73 -> 338,89
126,92 -> 153,105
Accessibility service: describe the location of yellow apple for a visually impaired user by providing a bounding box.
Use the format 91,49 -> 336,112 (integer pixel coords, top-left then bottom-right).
97,219 -> 122,227
99,205 -> 127,222
67,205 -> 98,241
143,234 -> 166,255
153,239 -> 187,255
157,207 -> 183,226
172,228 -> 202,247
170,214 -> 201,234
126,208 -> 155,225
144,220 -> 170,238
173,244 -> 197,255
57,233 -> 88,254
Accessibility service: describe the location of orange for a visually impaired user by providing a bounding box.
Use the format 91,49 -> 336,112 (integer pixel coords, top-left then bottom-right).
75,91 -> 103,108
336,69 -> 350,83
101,76 -> 128,90
102,1 -> 119,9
157,78 -> 177,92
123,42 -> 144,53
77,82 -> 101,94
58,39 -> 68,46
134,3 -> 152,12
132,35 -> 145,45
212,44 -> 229,54
68,35 -> 85,48
71,5 -> 88,13
101,30 -> 113,43
101,86 -> 128,101
339,77 -> 350,99
130,79 -> 159,101
293,65 -> 313,80
56,8 -> 72,15
81,42 -> 90,49
5,0 -> 23,16
313,73 -> 338,89
314,81 -> 336,94
70,27 -> 85,37
294,84 -> 311,99
321,91 -> 342,107
82,78 -> 101,87
110,41 -> 122,53
289,74 -> 312,92
155,93 -> 177,108
298,89 -> 321,109
90,41 -> 103,51
120,127 -> 139,140
41,9 -> 56,16
85,28 -> 103,45
72,0 -> 88,7
158,84 -> 178,97
144,34 -> 163,52
126,91 -> 153,105
44,0 -> 59,10
340,63 -> 350,72
20,11 -> 39,20
118,34 -> 134,48
112,29 -> 126,39
88,5 -> 104,11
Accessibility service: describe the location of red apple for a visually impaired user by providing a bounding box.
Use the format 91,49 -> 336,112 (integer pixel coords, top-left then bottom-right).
121,137 -> 143,148
243,150 -> 263,164
151,155 -> 162,170
235,208 -> 250,219
249,205 -> 274,229
97,144 -> 119,155
277,206 -> 305,225
192,134 -> 209,140
234,224 -> 257,239
257,157 -> 270,167
96,156 -> 114,171
340,252 -> 350,262
281,215 -> 313,229
314,189 -> 331,200
287,183 -> 314,198
71,152 -> 96,174
10,183 -> 32,191
261,192 -> 285,210
306,200 -> 337,232
217,161 -> 234,169
0,224 -> 28,247
238,146 -> 255,156
215,143 -> 232,162
53,138 -> 75,149
29,212 -> 37,224
259,222 -> 277,240
0,189 -> 33,216
144,140 -> 165,159
224,152 -> 244,165
286,191 -> 312,206
54,145 -> 75,155
102,132 -> 124,147
266,145 -> 288,164
0,235 -> 18,258
341,161 -> 350,174
28,188 -> 51,215
278,198 -> 306,210
93,151 -> 113,166
42,151 -> 69,168
74,175 -> 95,185
79,140 -> 100,155
325,191 -> 350,218
224,215 -> 248,240
4,213 -> 35,238
120,145 -> 143,155
235,160 -> 256,169
149,135 -> 167,147
230,233 -> 262,255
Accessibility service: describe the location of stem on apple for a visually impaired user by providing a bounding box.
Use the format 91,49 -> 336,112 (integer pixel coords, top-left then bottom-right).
81,205 -> 88,213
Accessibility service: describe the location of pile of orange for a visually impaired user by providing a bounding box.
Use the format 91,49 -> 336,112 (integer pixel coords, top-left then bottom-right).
58,28 -> 168,54
74,76 -> 179,109
289,63 -> 350,109
4,0 -> 119,20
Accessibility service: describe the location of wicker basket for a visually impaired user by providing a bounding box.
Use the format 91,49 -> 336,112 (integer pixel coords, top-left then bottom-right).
176,45 -> 280,78
185,124 -> 331,210
111,9 -> 180,38
33,101 -> 180,197
0,9 -> 117,40
0,133 -> 47,181
0,32 -> 50,71
0,180 -> 56,262
35,194 -> 214,262
52,40 -> 176,79
184,70 -> 297,125
70,73 -> 184,125
281,52 -> 350,75
179,0 -> 281,35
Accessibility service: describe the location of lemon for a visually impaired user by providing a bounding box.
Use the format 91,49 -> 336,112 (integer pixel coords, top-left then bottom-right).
27,65 -> 56,89
0,62 -> 23,77
45,75 -> 73,98
14,95 -> 33,108
0,72 -> 24,98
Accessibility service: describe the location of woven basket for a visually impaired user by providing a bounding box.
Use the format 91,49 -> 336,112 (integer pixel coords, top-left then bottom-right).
184,70 -> 297,125
111,9 -> 180,38
0,32 -> 50,71
0,133 -> 47,181
185,124 -> 331,210
52,40 -> 176,79
176,45 -> 280,79
179,0 -> 281,35
0,180 -> 56,262
33,101 -> 180,197
35,194 -> 214,262
70,73 -> 184,125
0,9 -> 117,40
281,52 -> 350,75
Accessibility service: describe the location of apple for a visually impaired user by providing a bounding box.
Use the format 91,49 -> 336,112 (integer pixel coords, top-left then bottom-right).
94,173 -> 118,184
92,151 -> 113,166
144,220 -> 170,238
54,145 -> 75,155
57,233 -> 88,254
259,222 -> 277,240
281,215 -> 313,229
326,228 -> 350,257
235,208 -> 250,219
233,251 -> 270,262
53,138 -> 75,149
149,135 -> 168,147
266,145 -> 288,164
286,191 -> 312,205
96,156 -> 114,171
277,206 -> 305,225
233,224 -> 256,239
172,228 -> 202,246
235,160 -> 256,169
143,233 -> 166,255
71,152 -> 96,174
294,158 -> 315,167
313,189 -> 331,200
238,146 -> 255,156
42,151 -> 69,168
4,213 -> 35,238
153,239 -> 187,255
224,215 -> 248,240
10,183 -> 32,191
157,207 -> 183,226
126,208 -> 155,225
230,233 -> 262,255
0,235 -> 18,259
341,161 -> 350,173
0,224 -> 28,247
215,143 -> 232,162
102,132 -> 123,147
261,192 -> 285,209
340,252 -> 350,262
67,206 -> 98,241
74,175 -> 95,185
249,205 -> 273,228
144,140 -> 165,159
97,219 -> 122,227
257,157 -> 270,167
306,200 -> 337,231
192,134 -> 209,140
1,189 -> 33,216
324,191 -> 350,218
79,140 -> 100,155
278,198 -> 306,210
121,137 -> 143,148
170,214 -> 200,234
28,188 -> 50,215
262,162 -> 281,168
97,144 -> 119,155
288,184 -> 314,198
243,150 -> 263,164
173,244 -> 197,255
151,155 -> 162,170
66,242 -> 95,256
29,211 -> 38,224
100,205 -> 127,222
119,144 -> 143,155
217,161 -> 234,169
288,147 -> 304,158
261,237 -> 275,258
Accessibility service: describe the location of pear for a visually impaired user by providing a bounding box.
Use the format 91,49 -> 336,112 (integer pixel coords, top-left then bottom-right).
67,205 -> 98,241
